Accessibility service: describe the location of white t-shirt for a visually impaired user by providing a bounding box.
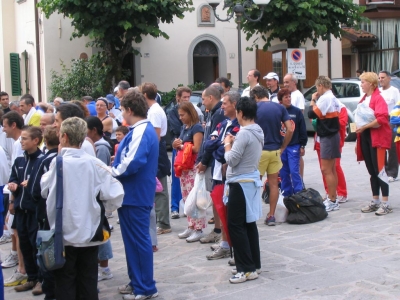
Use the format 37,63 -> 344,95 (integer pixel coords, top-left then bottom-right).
148,103 -> 167,137
291,90 -> 305,110
212,120 -> 232,181
0,128 -> 14,168
12,137 -> 23,163
241,83 -> 260,98
81,139 -> 96,157
380,86 -> 400,112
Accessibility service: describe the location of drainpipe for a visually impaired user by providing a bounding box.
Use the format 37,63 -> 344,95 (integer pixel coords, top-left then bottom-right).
327,36 -> 332,78
34,0 -> 42,102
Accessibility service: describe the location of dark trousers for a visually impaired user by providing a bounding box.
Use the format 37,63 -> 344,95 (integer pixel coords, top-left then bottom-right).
15,209 -> 39,281
53,245 -> 99,300
385,128 -> 399,178
2,192 -> 8,224
118,205 -> 157,296
361,129 -> 389,197
228,183 -> 261,273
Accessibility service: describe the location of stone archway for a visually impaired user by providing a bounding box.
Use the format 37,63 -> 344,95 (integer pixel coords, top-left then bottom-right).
188,34 -> 227,85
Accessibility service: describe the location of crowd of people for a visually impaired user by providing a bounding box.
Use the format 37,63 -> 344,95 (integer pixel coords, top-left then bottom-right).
0,68 -> 397,299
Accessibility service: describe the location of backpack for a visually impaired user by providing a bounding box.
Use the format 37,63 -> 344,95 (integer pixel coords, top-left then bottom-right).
283,188 -> 328,224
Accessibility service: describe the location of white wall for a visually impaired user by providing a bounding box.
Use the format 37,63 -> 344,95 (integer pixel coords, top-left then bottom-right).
0,0 -> 16,98
40,12 -> 92,101
133,0 -> 256,91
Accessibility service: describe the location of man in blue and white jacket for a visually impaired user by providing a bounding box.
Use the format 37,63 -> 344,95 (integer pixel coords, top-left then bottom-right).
112,90 -> 159,300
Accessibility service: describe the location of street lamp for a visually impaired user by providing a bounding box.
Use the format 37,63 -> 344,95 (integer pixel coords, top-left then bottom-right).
207,0 -> 271,90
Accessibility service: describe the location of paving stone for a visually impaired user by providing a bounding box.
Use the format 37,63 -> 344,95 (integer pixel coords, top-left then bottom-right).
3,137 -> 400,299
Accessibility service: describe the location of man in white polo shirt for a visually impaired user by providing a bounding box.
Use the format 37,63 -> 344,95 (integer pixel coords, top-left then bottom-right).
242,69 -> 261,97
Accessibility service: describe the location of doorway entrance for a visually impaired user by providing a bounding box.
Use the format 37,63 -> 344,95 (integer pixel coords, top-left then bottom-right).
193,40 -> 219,86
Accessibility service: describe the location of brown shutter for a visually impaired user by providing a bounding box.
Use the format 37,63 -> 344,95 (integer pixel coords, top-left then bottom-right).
256,50 -> 272,87
304,49 -> 319,88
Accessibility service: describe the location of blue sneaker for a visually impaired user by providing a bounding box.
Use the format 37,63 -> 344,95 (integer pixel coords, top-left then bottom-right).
264,215 -> 276,226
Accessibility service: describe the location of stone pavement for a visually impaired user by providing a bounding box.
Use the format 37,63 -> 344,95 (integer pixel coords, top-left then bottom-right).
3,137 -> 400,300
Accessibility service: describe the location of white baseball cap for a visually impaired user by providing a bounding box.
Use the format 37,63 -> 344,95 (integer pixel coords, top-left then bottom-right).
263,72 -> 279,82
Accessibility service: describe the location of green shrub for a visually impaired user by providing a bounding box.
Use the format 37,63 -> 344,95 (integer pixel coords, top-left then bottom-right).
48,56 -> 110,101
159,82 -> 206,106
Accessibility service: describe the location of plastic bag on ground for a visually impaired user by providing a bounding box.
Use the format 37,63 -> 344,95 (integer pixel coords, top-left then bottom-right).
274,192 -> 288,223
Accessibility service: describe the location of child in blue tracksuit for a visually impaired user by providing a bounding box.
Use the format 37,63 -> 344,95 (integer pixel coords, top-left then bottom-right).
111,91 -> 159,299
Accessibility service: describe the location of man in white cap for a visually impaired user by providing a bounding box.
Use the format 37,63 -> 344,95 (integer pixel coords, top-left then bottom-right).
263,72 -> 280,103
106,94 -> 123,125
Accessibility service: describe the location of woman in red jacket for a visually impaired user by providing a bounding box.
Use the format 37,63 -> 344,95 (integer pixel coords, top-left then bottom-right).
356,72 -> 392,215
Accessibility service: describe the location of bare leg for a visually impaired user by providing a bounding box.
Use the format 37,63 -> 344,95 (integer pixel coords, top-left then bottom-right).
321,158 -> 338,201
212,205 -> 221,229
267,173 -> 279,216
15,231 -> 26,274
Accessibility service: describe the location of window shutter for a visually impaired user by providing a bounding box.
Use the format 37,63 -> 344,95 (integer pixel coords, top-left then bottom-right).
304,50 -> 319,88
10,53 -> 21,96
256,50 -> 272,87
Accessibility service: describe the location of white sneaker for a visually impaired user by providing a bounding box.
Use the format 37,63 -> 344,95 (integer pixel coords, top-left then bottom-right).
178,228 -> 194,239
186,230 -> 203,243
4,269 -> 27,286
122,292 -> 159,300
98,268 -> 113,281
388,176 -> 397,182
231,268 -> 261,275
337,196 -> 348,203
325,199 -> 340,212
2,252 -> 18,268
0,234 -> 11,245
117,218 -> 120,224
229,271 -> 258,284
210,242 -> 220,251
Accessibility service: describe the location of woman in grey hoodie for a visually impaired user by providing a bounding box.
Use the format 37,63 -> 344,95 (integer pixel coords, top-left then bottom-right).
223,97 -> 264,284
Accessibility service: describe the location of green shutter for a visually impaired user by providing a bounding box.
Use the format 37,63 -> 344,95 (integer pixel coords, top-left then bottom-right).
10,53 -> 21,96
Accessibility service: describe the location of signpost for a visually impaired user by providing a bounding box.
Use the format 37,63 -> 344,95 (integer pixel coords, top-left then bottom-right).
287,48 -> 306,79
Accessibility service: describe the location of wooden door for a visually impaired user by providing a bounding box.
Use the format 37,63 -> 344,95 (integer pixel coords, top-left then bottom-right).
342,55 -> 352,78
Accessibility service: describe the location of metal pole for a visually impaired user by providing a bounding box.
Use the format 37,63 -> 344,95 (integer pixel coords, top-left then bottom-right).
236,13 -> 243,90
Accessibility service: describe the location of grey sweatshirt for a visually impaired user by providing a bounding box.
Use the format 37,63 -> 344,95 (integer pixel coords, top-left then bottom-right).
94,138 -> 112,165
225,124 -> 264,179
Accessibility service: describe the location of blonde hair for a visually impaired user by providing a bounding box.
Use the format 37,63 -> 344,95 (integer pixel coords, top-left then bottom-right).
60,117 -> 87,147
315,76 -> 332,89
359,72 -> 379,89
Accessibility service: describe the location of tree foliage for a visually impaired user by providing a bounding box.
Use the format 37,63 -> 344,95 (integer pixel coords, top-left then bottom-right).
38,0 -> 194,90
241,0 -> 367,49
48,56 -> 110,101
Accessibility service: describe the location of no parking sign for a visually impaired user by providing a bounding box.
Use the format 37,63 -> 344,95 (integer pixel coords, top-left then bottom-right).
287,48 -> 306,79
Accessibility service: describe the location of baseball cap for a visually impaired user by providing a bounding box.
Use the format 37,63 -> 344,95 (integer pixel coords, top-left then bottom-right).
114,86 -> 119,93
263,72 -> 279,82
106,94 -> 115,104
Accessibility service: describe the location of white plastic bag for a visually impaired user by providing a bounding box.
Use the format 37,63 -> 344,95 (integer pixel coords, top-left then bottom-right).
354,101 -> 376,128
196,174 -> 212,210
183,173 -> 207,219
274,193 -> 288,223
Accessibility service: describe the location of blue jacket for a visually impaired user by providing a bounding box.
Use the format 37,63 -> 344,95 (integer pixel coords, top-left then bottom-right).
28,148 -> 58,226
204,118 -> 240,164
197,101 -> 227,165
87,101 -> 97,116
112,120 -> 159,207
224,170 -> 263,223
9,148 -> 43,212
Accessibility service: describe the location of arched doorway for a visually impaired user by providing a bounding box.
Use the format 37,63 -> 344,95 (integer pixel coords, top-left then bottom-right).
193,40 -> 219,86
188,34 -> 227,85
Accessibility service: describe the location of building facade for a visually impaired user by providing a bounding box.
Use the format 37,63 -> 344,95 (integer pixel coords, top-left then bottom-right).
1,0 -> 350,102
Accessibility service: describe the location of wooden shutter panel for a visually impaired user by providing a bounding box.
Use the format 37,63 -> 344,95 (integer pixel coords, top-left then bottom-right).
256,50 -> 272,87
304,50 -> 319,88
10,53 -> 21,96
